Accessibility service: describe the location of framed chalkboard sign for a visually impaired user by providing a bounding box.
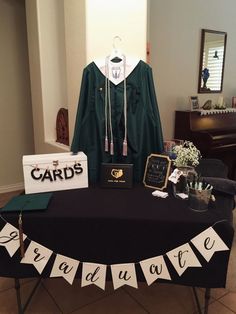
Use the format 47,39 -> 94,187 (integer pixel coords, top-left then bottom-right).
143,154 -> 171,190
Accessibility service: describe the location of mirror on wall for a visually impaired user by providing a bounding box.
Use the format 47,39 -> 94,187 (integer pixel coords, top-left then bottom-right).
198,29 -> 227,93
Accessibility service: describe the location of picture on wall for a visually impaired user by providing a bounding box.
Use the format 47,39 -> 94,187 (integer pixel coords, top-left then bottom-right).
189,96 -> 200,111
232,96 -> 236,108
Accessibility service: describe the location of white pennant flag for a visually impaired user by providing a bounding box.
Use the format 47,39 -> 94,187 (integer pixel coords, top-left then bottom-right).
21,241 -> 52,274
81,262 -> 107,290
166,243 -> 201,276
191,227 -> 229,262
111,263 -> 138,290
0,223 -> 27,257
50,254 -> 79,285
140,255 -> 171,286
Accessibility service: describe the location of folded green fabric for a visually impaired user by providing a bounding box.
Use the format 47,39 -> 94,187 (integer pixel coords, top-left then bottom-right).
1,193 -> 53,213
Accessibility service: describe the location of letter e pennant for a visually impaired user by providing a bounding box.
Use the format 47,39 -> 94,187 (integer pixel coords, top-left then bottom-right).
191,227 -> 229,262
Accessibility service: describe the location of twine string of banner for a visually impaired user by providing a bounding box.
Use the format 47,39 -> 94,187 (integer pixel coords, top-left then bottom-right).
0,213 -> 231,289
0,214 -> 229,266
28,161 -> 81,171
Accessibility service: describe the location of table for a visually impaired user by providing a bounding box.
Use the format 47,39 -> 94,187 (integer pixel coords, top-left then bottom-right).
0,185 -> 234,313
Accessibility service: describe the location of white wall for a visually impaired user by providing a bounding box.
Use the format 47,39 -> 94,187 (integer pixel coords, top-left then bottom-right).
0,0 -> 34,192
26,0 -> 147,154
38,0 -> 67,142
64,0 -> 147,139
26,0 -> 68,153
64,0 -> 86,144
86,0 -> 147,62
150,0 -> 236,140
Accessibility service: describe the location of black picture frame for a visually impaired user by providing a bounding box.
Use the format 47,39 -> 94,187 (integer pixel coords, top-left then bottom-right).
143,154 -> 171,190
190,96 -> 200,111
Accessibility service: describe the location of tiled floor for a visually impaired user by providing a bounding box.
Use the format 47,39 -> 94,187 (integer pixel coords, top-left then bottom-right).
0,191 -> 236,313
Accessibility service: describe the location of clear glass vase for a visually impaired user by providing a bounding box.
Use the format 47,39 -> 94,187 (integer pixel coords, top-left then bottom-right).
173,166 -> 197,196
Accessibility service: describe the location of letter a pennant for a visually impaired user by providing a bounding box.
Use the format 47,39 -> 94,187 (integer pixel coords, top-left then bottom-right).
81,262 -> 107,290
140,255 -> 171,286
191,227 -> 229,262
111,263 -> 138,290
50,254 -> 79,285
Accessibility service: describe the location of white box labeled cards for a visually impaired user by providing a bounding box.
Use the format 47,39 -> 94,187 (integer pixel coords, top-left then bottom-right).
23,152 -> 88,194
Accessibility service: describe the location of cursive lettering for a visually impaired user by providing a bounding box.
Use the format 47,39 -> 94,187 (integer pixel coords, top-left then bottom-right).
0,231 -> 18,244
33,248 -> 45,262
204,237 -> 215,250
118,271 -> 131,281
174,250 -> 189,268
59,262 -> 73,274
150,263 -> 162,275
85,266 -> 100,283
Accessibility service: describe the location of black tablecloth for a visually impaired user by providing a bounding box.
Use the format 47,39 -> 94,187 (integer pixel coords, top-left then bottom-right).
0,185 -> 234,288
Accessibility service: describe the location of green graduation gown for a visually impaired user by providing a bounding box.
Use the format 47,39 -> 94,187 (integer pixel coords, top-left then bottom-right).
71,60 -> 164,183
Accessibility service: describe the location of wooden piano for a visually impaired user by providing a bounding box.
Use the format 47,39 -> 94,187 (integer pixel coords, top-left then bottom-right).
174,110 -> 236,179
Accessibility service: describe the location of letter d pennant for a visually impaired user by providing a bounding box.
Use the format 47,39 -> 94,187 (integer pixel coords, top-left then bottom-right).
111,263 -> 138,290
81,262 -> 107,290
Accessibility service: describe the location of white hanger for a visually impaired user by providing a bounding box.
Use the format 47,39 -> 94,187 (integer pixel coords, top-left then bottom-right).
93,36 -> 140,85
109,36 -> 123,62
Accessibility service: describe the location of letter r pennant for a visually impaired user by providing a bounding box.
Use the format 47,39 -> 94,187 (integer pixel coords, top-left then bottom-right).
21,241 -> 52,274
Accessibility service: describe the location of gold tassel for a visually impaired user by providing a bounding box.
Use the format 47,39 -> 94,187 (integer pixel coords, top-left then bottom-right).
105,136 -> 109,152
18,213 -> 25,258
123,140 -> 127,156
110,141 -> 114,155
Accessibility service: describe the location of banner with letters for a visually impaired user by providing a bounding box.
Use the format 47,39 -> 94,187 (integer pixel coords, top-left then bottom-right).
0,219 -> 230,289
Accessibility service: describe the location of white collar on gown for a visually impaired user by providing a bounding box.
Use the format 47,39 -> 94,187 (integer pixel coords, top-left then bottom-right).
94,56 -> 140,85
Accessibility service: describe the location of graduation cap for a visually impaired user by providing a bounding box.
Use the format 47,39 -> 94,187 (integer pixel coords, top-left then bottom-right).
1,193 -> 52,213
0,193 -> 52,258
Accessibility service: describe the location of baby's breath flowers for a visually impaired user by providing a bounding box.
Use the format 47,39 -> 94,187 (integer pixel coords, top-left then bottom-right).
172,141 -> 201,167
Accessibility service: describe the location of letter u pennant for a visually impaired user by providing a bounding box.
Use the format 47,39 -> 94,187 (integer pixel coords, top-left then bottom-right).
111,263 -> 138,290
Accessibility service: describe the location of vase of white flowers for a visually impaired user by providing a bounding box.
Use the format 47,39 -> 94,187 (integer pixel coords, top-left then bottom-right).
172,141 -> 201,168
172,141 -> 201,195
